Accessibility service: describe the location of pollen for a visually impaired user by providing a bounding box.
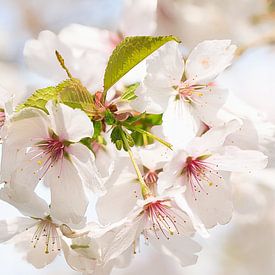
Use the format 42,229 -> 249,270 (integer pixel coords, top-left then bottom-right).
182,155 -> 223,199
31,134 -> 67,179
30,216 -> 61,254
143,200 -> 186,240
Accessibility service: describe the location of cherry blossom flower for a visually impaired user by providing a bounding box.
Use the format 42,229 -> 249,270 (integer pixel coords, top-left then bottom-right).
1,101 -> 102,226
63,223 -> 133,275
24,24 -> 117,91
158,120 -> 268,228
132,40 -> 236,147
101,193 -> 201,267
0,183 -> 86,268
95,152 -> 200,267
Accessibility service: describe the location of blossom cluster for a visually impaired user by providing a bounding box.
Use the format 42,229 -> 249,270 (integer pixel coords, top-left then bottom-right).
0,25 -> 268,274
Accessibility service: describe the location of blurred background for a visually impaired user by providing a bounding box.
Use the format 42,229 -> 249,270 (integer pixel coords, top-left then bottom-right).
0,0 -> 274,274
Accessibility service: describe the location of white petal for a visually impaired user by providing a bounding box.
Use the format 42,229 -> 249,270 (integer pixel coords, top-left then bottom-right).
150,235 -> 201,267
25,235 -> 59,268
119,0 -> 157,36
130,84 -> 169,114
193,86 -> 228,125
185,173 -> 233,228
174,195 -> 209,238
0,217 -> 36,243
162,97 -> 201,149
0,85 -> 12,107
146,41 -> 184,89
103,156 -> 136,190
0,183 -> 49,218
186,40 -> 236,84
137,143 -> 172,171
6,107 -> 50,145
62,239 -> 97,273
140,41 -> 184,112
59,24 -> 114,55
96,177 -> 141,225
209,146 -> 268,172
103,212 -> 144,262
45,159 -> 88,227
224,118 -> 260,150
94,140 -> 117,179
69,143 -> 103,193
46,101 -> 93,142
1,145 -> 40,191
158,150 -> 188,193
187,119 -> 241,153
24,30 -> 70,82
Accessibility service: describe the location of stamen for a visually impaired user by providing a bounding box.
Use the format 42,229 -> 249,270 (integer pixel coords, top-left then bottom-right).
182,155 -> 223,199
30,217 -> 61,254
178,84 -> 208,103
29,135 -> 66,179
143,200 -> 181,240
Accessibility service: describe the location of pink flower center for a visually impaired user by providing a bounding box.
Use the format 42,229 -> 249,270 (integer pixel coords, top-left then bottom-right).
178,84 -> 206,102
32,136 -> 66,179
143,200 -> 181,240
182,156 -> 222,199
37,138 -> 65,163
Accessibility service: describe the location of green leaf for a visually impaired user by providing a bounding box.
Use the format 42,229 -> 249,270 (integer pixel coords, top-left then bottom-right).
59,78 -> 95,118
128,125 -> 173,150
17,78 -> 95,115
80,137 -> 93,151
16,86 -> 60,112
121,83 -> 139,101
92,121 -> 102,139
122,113 -> 169,148
105,109 -> 116,125
103,35 -> 181,94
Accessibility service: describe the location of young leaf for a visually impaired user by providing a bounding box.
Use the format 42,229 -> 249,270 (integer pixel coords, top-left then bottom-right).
103,35 -> 180,94
59,78 -> 95,118
92,121 -> 103,139
16,86 -> 59,112
105,109 -> 116,125
17,78 -> 95,116
121,83 -> 139,101
55,50 -> 73,79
